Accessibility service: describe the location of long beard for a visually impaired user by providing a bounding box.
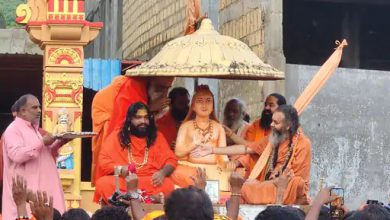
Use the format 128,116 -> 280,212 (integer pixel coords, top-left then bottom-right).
260,109 -> 272,130
224,119 -> 242,132
171,107 -> 189,122
269,129 -> 287,146
130,124 -> 148,137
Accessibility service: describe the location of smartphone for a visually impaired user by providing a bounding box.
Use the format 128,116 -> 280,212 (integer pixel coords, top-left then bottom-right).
329,187 -> 344,219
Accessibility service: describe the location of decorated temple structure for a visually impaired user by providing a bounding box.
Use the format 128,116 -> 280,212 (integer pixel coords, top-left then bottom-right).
15,0 -> 102,209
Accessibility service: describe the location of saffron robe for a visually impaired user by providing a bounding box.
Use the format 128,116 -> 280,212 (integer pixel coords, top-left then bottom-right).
241,131 -> 312,204
156,111 -> 180,149
93,129 -> 178,203
236,119 -> 270,176
91,76 -> 148,184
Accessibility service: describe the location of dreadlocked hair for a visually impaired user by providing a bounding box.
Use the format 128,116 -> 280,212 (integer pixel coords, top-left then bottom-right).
119,102 -> 157,149
267,105 -> 300,179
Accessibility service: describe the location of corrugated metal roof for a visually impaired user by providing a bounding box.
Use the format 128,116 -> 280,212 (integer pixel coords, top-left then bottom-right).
0,28 -> 42,55
83,58 -> 121,91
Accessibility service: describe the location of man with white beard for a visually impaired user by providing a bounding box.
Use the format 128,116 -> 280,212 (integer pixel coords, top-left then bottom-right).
223,94 -> 287,174
222,99 -> 250,146
191,105 -> 312,205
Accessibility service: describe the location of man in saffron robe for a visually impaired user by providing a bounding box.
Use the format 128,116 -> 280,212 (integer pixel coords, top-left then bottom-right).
91,76 -> 174,184
228,94 -> 287,176
192,105 -> 311,204
245,93 -> 286,142
94,102 -> 177,204
156,87 -> 190,150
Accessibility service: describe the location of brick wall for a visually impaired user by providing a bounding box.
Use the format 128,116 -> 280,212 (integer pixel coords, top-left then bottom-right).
218,0 -> 284,121
121,0 -> 284,120
123,0 -> 187,60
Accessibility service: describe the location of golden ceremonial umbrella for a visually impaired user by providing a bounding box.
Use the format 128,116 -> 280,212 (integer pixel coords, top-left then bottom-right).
126,18 -> 284,80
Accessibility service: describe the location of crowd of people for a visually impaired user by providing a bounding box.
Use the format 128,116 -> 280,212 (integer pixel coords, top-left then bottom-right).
1,75 -> 389,220
8,170 -> 390,220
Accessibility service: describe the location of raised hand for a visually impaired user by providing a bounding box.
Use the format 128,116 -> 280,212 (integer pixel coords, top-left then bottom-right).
190,168 -> 207,190
149,96 -> 170,113
29,191 -> 53,220
12,175 -> 28,206
190,144 -> 213,158
229,172 -> 245,194
313,187 -> 339,206
119,166 -> 129,178
305,187 -> 343,220
126,173 -> 139,193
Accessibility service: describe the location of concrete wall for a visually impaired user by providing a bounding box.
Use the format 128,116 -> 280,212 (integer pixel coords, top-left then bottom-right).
218,0 -> 285,120
85,0 -> 123,59
286,64 -> 390,208
122,0 -> 187,60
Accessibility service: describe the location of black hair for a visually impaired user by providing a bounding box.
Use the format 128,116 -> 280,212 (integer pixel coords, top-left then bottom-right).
168,87 -> 189,102
318,206 -> 330,220
119,102 -> 157,149
53,208 -> 62,220
255,206 -> 305,220
91,206 -> 130,220
268,93 -> 287,106
16,94 -> 36,111
260,93 -> 286,130
165,186 -> 214,220
358,204 -> 390,220
62,208 -> 90,220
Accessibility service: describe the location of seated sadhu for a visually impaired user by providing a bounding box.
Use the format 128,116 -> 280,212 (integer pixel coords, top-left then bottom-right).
156,87 -> 190,150
192,105 -> 311,204
171,85 -> 231,191
93,102 -> 178,203
225,93 -> 287,178
91,76 -> 173,185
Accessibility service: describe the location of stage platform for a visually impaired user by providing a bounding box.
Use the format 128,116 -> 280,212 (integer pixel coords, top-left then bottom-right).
78,182 -> 309,220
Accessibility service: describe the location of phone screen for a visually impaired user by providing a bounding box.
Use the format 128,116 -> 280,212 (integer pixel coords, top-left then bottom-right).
329,187 -> 345,219
330,187 -> 344,207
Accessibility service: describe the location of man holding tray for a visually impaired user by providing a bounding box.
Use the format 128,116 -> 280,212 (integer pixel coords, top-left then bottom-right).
2,94 -> 72,219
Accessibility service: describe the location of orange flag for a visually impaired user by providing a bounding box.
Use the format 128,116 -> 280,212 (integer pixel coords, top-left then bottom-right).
293,39 -> 348,114
248,40 -> 348,180
184,0 -> 201,35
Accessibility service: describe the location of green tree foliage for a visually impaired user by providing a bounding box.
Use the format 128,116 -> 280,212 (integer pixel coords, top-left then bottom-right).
0,0 -> 24,28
